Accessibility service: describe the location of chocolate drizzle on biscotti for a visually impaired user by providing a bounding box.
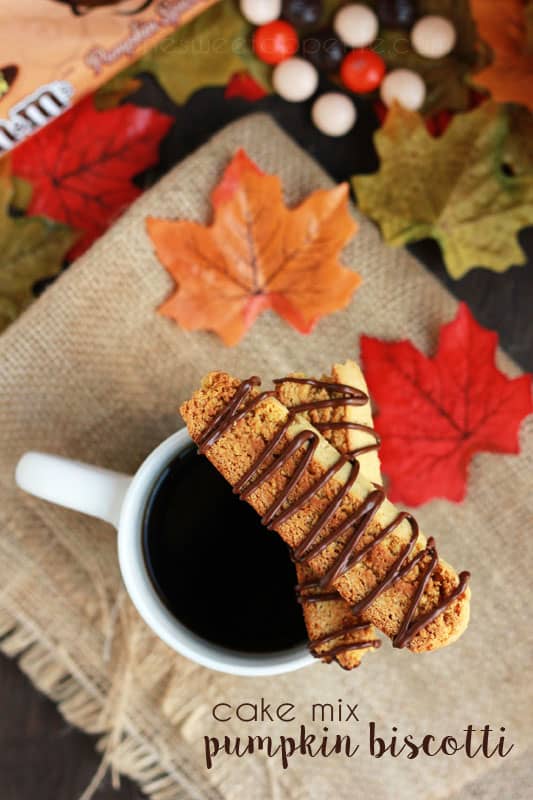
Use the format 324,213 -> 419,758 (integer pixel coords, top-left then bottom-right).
309,624 -> 381,661
273,376 -> 381,459
296,580 -> 381,663
197,377 -> 470,650
296,580 -> 339,604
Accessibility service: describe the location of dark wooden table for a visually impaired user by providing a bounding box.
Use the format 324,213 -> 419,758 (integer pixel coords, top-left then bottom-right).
1,80 -> 531,800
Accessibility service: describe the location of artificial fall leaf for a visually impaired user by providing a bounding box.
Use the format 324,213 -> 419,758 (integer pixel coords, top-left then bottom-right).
225,72 -> 268,101
210,148 -> 263,208
374,100 -> 454,137
210,151 -> 326,328
209,150 -> 320,331
12,96 -> 173,259
234,27 -> 273,93
504,106 -> 533,176
0,159 -> 77,332
423,109 -> 453,138
471,0 -> 533,111
109,1 -> 272,106
147,150 -> 360,346
361,304 -> 533,506
114,0 -> 268,107
10,176 -> 33,213
94,75 -> 143,111
352,102 -> 533,279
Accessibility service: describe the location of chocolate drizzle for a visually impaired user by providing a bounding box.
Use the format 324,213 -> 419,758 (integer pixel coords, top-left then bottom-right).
309,623 -> 381,661
198,377 -> 470,650
295,580 -> 339,604
273,376 -> 381,458
296,580 -> 382,663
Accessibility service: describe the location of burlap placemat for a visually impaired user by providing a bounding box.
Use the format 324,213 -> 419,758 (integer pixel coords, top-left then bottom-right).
0,114 -> 531,800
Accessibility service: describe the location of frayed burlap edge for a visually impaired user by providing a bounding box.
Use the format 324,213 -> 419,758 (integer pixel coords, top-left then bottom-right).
0,608 -> 206,800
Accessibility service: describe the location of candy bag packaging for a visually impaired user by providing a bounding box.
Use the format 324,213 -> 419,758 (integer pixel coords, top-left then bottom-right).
0,0 -> 217,154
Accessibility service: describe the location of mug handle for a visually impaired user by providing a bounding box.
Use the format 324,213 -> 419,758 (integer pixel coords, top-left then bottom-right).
15,452 -> 133,528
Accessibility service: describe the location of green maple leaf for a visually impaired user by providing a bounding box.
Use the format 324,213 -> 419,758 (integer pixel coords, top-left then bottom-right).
234,30 -> 272,92
140,0 -> 246,103
503,106 -> 533,177
11,176 -> 34,212
94,76 -> 142,111
352,102 -> 533,279
0,161 -> 77,332
104,0 -> 270,108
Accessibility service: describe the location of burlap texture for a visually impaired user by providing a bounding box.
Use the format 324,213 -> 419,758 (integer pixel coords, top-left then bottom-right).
0,114 -> 531,800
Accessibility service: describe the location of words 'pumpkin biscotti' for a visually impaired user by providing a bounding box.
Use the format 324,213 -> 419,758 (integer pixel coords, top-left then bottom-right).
180,372 -> 471,655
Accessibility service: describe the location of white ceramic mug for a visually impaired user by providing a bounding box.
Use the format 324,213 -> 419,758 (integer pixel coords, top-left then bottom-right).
15,430 -> 313,677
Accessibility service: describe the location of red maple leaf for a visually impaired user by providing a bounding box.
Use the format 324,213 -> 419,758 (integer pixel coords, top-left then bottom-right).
361,304 -> 532,506
225,72 -> 268,101
12,95 -> 173,259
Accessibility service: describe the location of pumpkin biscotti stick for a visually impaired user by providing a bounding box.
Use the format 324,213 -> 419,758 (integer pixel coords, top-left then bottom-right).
294,560 -> 381,670
280,361 -> 383,670
275,361 -> 381,485
180,372 -> 470,654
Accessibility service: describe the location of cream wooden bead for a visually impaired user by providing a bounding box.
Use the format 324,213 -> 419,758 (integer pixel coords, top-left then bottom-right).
380,68 -> 426,111
333,4 -> 378,48
240,0 -> 282,26
273,57 -> 319,102
411,15 -> 456,59
312,92 -> 357,137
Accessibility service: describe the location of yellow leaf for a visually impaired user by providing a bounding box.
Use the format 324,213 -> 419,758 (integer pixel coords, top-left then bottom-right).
352,103 -> 533,279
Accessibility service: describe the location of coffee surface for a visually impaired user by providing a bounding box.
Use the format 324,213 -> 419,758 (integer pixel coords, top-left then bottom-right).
143,445 -> 307,653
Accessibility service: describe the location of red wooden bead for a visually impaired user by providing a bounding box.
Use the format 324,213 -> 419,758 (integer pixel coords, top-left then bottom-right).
340,48 -> 386,93
253,20 -> 299,65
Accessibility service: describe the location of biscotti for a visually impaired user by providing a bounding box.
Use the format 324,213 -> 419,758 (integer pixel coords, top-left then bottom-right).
180,372 -> 470,654
285,361 -> 382,669
295,561 -> 381,669
275,361 -> 381,485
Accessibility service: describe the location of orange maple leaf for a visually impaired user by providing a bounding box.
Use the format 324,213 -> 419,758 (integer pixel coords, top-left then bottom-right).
471,0 -> 533,111
210,148 -> 263,208
146,152 -> 360,346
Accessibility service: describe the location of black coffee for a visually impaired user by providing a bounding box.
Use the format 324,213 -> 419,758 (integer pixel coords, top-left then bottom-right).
142,444 -> 307,653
